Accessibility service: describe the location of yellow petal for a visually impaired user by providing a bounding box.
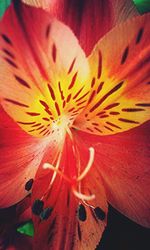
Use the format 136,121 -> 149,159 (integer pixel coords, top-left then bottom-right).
0,4 -> 90,137
74,14 -> 150,135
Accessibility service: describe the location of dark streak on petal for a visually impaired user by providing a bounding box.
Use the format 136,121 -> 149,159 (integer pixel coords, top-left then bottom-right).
119,118 -> 139,124
26,112 -> 40,116
43,117 -> 50,121
97,50 -> 102,79
15,75 -> 31,88
136,28 -> 144,44
94,127 -> 103,133
58,81 -> 64,100
55,102 -> 61,116
17,121 -> 35,125
77,222 -> 81,241
88,90 -> 95,104
31,123 -> 41,127
2,48 -> 15,59
4,57 -> 18,68
66,94 -> 71,103
90,82 -> 123,112
4,98 -> 29,108
68,58 -> 76,74
48,84 -> 56,101
91,77 -> 96,88
73,87 -> 84,100
122,108 -> 145,112
97,81 -> 104,94
68,72 -> 78,90
1,34 -> 12,45
76,92 -> 89,102
104,125 -> 114,132
52,43 -> 57,63
67,192 -> 70,207
104,103 -> 120,110
46,24 -> 51,38
100,115 -> 109,118
106,121 -> 121,129
40,100 -> 52,115
121,46 -> 129,64
110,111 -> 120,115
47,217 -> 57,244
136,103 -> 150,107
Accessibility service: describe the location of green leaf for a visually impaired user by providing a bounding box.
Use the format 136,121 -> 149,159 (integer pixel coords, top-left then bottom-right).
17,220 -> 34,237
133,0 -> 150,13
0,0 -> 11,17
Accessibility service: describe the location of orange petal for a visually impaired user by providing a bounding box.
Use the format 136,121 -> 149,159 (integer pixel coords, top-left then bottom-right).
74,14 -> 150,135
0,106 -> 49,207
74,121 -> 150,227
0,2 -> 90,138
22,0 -> 138,55
31,133 -> 107,250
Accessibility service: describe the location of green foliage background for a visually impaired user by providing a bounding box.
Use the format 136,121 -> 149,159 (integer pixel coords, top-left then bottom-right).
0,0 -> 11,17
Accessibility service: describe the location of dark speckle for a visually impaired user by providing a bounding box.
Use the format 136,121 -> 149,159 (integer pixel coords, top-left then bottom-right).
32,199 -> 44,216
121,46 -> 129,64
25,178 -> 34,191
78,204 -> 87,222
136,28 -> 144,44
40,207 -> 53,220
94,207 -> 106,221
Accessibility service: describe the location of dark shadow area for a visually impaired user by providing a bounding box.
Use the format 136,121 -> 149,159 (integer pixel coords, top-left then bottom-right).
97,205 -> 150,250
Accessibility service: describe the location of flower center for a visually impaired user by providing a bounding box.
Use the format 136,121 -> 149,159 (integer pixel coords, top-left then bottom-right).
43,146 -> 95,202
40,125 -> 96,208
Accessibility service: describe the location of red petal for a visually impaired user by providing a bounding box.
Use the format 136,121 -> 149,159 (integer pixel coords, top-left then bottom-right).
31,133 -> 107,249
22,0 -> 138,55
74,121 -> 150,227
0,106 -> 49,207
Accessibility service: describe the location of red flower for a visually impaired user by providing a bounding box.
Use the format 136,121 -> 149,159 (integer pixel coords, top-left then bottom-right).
0,1 -> 150,249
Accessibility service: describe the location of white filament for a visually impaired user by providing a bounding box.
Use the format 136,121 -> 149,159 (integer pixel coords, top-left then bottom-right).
77,147 -> 95,181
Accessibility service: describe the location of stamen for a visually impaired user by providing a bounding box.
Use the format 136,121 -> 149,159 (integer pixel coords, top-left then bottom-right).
43,163 -> 95,201
32,199 -> 44,216
77,147 -> 95,181
72,188 -> 95,201
78,204 -> 87,222
43,162 -> 72,184
40,207 -> 53,220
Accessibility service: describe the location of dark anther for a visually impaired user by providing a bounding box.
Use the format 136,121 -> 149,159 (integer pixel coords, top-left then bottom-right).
25,179 -> 34,191
40,207 -> 53,220
32,199 -> 44,216
94,207 -> 106,221
78,204 -> 87,222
